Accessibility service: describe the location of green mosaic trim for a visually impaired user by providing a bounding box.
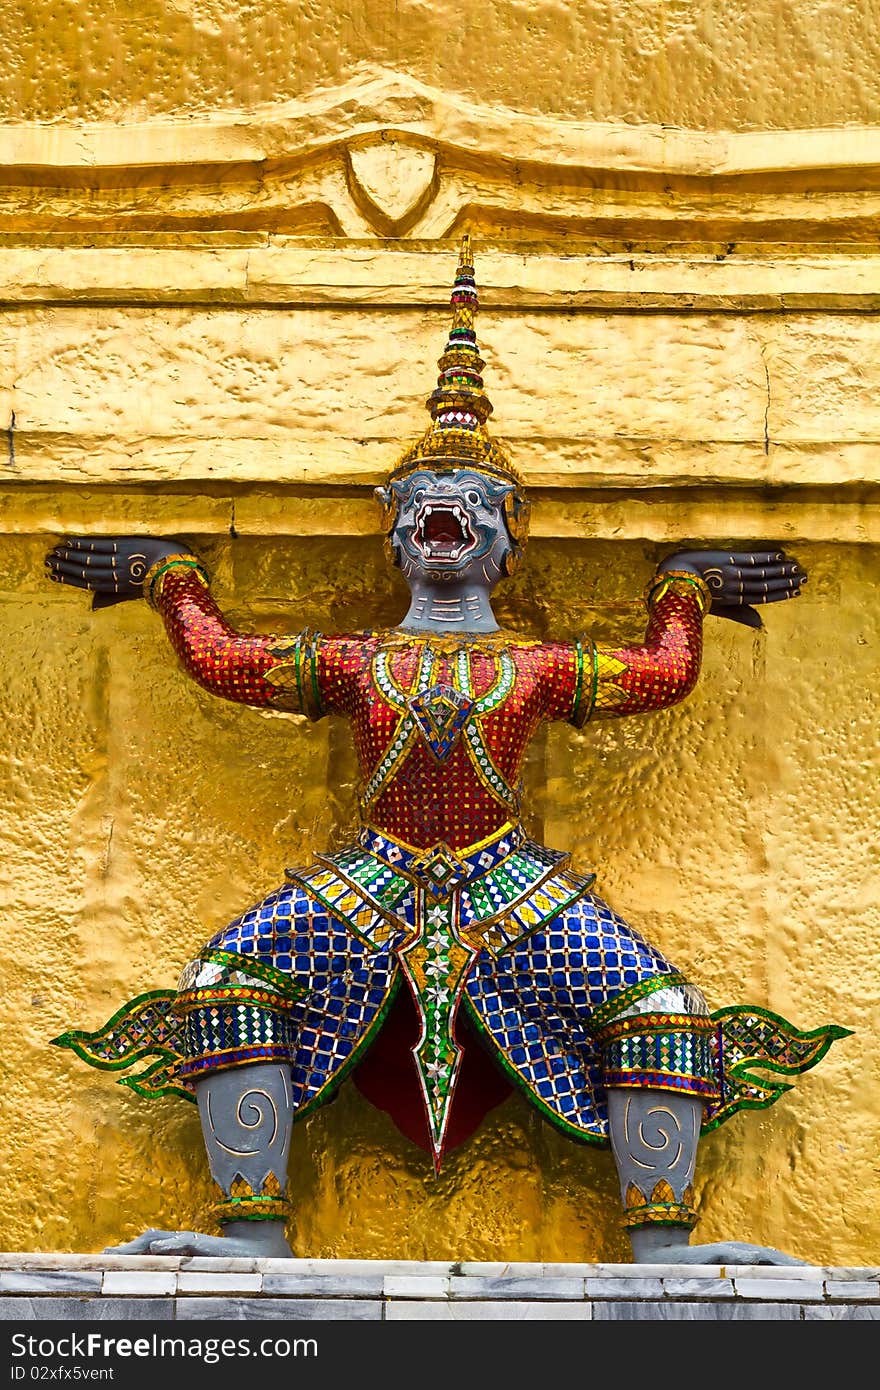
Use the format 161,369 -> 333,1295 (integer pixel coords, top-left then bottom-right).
287,869 -> 386,949
216,1207 -> 289,1224
183,998 -> 293,1056
459,843 -> 569,915
309,855 -> 412,930
460,852 -> 542,921
323,847 -> 412,909
603,1029 -> 717,1083
294,974 -> 402,1121
463,719 -> 519,812
571,637 -> 584,721
364,642 -> 442,800
50,990 -> 177,1070
702,1004 -> 852,1134
645,570 -> 712,615
501,875 -> 599,951
455,647 -> 519,811
374,646 -> 437,716
456,648 -> 516,716
264,635 -> 317,717
623,1203 -> 698,1231
400,893 -> 479,1156
462,994 -> 608,1146
463,875 -> 498,920
570,637 -> 595,729
307,634 -> 324,718
293,639 -> 306,712
119,1055 -> 194,1104
589,641 -> 600,721
461,865 -> 593,950
372,650 -> 404,712
145,556 -> 210,608
711,1004 -> 852,1076
50,989 -> 193,1103
198,949 -> 310,1002
586,973 -> 690,1036
361,717 -> 417,808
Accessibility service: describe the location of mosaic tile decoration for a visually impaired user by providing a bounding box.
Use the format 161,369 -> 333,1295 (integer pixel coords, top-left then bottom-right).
703,1005 -> 852,1130
50,990 -> 192,1103
399,891 -> 480,1160
51,914 -> 851,1160
201,880 -> 402,1116
48,241 -> 849,1172
464,892 -> 683,1142
598,1012 -> 721,1101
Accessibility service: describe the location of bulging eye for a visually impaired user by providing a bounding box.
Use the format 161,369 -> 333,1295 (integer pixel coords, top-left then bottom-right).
465,489 -> 482,507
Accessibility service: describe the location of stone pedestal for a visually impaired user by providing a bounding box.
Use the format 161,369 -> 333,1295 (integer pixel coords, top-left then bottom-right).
1,1254 -> 876,1321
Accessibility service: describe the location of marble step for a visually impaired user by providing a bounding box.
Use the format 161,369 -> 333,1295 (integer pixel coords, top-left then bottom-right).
0,1254 -> 878,1320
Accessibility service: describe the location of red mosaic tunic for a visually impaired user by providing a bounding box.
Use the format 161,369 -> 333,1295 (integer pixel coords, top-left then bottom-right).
153,567 -> 706,853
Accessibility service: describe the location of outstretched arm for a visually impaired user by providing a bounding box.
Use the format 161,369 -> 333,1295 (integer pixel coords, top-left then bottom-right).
574,569 -> 709,723
546,548 -> 805,725
45,536 -> 325,716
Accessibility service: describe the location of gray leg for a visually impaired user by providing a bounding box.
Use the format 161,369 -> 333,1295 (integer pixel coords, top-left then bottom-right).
106,1062 -> 294,1257
607,1088 -> 806,1266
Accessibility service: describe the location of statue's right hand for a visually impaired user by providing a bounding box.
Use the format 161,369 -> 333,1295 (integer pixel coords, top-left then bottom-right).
44,536 -> 190,608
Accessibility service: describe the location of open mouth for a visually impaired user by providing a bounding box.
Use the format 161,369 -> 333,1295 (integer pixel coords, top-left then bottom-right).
414,502 -> 477,563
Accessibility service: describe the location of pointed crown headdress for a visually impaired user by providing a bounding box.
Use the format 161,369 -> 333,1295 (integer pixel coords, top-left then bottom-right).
387,236 -> 525,491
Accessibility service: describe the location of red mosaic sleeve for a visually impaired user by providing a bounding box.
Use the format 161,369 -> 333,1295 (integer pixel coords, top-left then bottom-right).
150,564 -> 326,716
540,575 -> 710,726
539,641 -> 584,723
588,575 -> 710,720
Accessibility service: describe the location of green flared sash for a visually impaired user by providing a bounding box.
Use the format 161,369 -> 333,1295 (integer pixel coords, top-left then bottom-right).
51,989 -> 192,1104
51,986 -> 851,1139
703,1004 -> 852,1132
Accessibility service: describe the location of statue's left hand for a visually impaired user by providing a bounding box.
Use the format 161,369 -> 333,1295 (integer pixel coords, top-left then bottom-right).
104,1227 -> 292,1258
659,548 -> 807,628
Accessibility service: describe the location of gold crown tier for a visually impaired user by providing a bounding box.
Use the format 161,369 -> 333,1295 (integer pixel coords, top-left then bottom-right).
389,235 -> 523,488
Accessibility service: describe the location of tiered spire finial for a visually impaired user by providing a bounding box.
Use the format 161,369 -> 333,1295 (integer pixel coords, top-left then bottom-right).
388,236 -> 522,486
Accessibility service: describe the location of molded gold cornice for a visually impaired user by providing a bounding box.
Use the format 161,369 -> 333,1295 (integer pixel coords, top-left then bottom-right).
5,71 -> 880,177
3,71 -> 880,241
2,245 -> 880,311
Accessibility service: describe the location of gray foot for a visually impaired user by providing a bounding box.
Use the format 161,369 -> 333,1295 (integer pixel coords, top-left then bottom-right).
105,1227 -> 293,1258
634,1240 -> 807,1267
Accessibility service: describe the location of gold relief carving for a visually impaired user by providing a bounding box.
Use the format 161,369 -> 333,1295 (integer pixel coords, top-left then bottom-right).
347,139 -> 438,235
5,6 -> 880,136
625,1182 -> 646,1211
622,1177 -> 697,1229
650,1179 -> 677,1205
228,1175 -> 256,1200
222,1173 -> 280,1206
215,1171 -> 290,1224
2,73 -> 880,241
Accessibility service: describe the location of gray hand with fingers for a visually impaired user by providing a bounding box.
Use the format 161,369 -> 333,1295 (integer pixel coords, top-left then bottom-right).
45,536 -> 188,608
659,548 -> 807,628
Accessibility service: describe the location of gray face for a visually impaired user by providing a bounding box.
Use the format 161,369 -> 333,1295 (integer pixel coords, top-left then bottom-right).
377,468 -> 514,587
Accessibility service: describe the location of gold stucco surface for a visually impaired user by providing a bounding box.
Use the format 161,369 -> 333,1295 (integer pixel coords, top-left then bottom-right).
2,0 -> 880,131
0,0 -> 877,1268
0,530 -> 874,1263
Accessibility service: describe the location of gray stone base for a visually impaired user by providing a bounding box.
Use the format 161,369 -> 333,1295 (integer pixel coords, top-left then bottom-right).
0,1254 -> 877,1320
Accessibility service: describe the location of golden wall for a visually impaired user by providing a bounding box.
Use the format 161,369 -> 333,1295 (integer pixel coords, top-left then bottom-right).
1,1 -> 877,1264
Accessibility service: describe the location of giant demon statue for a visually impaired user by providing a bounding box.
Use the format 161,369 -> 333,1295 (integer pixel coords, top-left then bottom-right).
47,239 -> 846,1264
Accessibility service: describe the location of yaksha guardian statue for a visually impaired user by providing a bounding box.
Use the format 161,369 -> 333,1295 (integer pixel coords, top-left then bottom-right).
48,238 -> 847,1265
